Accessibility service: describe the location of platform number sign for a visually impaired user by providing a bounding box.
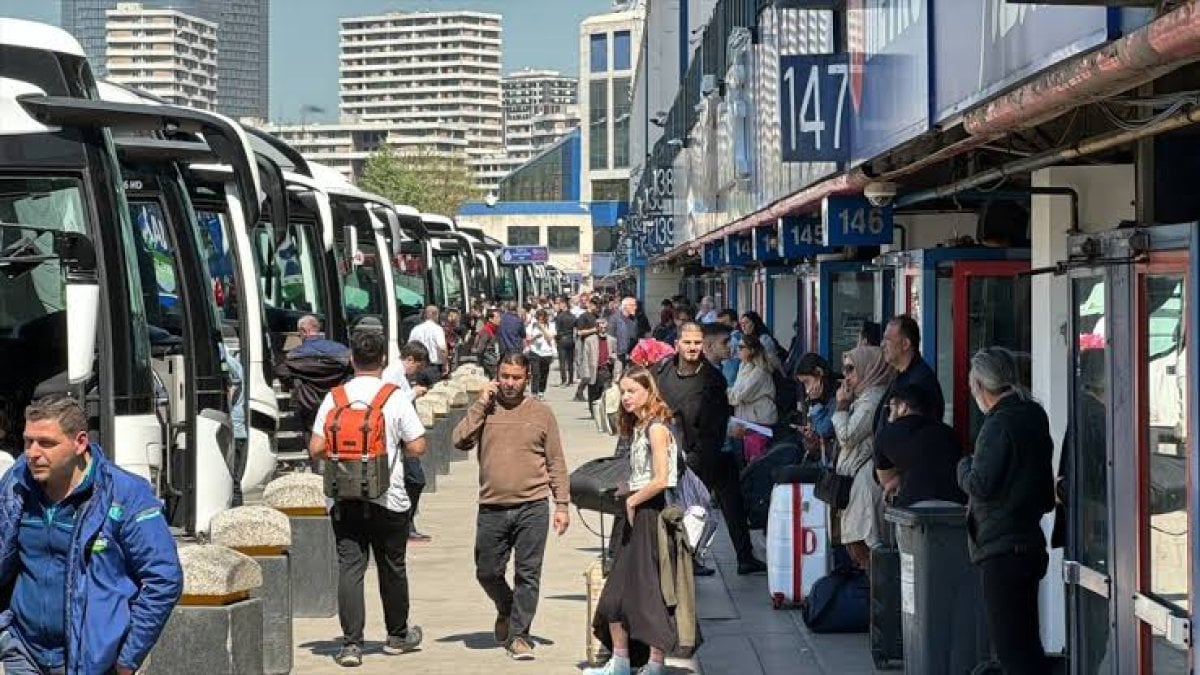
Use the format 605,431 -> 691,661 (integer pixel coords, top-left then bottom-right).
780,54 -> 850,164
780,215 -> 834,258
821,196 -> 894,247
727,233 -> 754,266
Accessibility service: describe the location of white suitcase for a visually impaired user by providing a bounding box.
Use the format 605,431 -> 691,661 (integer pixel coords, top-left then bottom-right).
766,482 -> 829,609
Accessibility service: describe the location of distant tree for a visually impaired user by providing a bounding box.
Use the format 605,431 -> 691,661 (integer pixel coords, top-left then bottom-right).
359,144 -> 477,216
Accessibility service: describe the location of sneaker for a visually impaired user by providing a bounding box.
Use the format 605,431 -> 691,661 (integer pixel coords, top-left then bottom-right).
693,561 -> 716,577
407,530 -> 432,543
637,663 -> 667,675
584,655 -> 631,675
382,626 -> 423,654
737,557 -> 767,576
334,643 -> 362,667
507,636 -> 535,661
494,614 -> 510,645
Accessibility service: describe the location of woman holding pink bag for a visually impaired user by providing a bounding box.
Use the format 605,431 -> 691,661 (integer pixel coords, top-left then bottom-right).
727,334 -> 777,462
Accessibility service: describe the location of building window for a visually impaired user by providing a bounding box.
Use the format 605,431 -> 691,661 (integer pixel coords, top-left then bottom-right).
589,79 -> 608,171
613,76 -> 631,169
592,226 -> 615,253
547,226 -> 580,253
614,31 -> 632,71
592,179 -> 628,202
507,226 -> 539,246
590,33 -> 608,73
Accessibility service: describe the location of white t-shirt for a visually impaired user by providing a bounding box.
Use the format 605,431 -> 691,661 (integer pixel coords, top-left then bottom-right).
380,364 -> 416,401
526,320 -> 557,357
312,375 -> 426,512
409,320 -> 447,365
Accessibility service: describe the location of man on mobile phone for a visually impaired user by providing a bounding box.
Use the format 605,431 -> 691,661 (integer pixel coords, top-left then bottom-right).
451,352 -> 570,662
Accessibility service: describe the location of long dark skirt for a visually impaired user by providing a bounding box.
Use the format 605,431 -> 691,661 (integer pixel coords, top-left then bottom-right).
592,495 -> 678,668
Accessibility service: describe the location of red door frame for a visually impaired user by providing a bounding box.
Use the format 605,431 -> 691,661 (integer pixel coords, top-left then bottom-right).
952,260 -> 1032,446
1132,251 -> 1191,671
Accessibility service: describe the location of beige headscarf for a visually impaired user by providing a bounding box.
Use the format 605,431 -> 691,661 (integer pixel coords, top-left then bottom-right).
844,345 -> 894,396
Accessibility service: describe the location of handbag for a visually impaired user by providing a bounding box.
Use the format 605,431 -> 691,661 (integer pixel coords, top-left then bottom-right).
814,453 -> 872,510
801,560 -> 870,633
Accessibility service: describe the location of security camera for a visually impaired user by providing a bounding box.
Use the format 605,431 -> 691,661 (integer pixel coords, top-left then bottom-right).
864,181 -> 899,207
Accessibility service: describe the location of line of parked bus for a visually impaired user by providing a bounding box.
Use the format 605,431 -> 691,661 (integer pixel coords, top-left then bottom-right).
0,20 -> 569,537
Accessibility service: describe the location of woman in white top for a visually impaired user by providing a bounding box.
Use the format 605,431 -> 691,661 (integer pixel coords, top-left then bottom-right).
524,308 -> 557,400
831,345 -> 894,570
728,333 -> 777,462
587,366 -> 678,675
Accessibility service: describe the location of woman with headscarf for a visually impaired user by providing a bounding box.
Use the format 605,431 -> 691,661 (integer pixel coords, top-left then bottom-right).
831,345 -> 894,569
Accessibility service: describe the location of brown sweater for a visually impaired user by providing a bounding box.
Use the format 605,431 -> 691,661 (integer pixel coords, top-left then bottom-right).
451,395 -> 570,512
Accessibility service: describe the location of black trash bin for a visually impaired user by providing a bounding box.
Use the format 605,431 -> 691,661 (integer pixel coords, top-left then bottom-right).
885,501 -> 991,675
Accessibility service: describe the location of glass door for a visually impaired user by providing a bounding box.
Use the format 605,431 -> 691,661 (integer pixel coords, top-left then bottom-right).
1134,254 -> 1191,673
1067,274 -> 1114,675
951,260 -> 1032,445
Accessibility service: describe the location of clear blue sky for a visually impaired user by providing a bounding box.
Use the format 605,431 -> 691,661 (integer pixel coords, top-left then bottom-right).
3,0 -> 613,122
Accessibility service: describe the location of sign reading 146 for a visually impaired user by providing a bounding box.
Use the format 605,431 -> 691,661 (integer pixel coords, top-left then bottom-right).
779,53 -> 850,164
821,196 -> 894,247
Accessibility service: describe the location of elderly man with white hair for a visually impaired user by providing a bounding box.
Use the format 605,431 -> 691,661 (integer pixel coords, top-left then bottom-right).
697,296 -> 718,324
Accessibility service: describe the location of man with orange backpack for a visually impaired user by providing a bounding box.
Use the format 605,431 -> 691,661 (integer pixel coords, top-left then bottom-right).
309,330 -> 428,668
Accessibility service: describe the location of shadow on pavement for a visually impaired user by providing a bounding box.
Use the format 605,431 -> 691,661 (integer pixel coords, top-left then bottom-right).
298,639 -> 387,656
545,593 -> 587,602
435,632 -> 558,649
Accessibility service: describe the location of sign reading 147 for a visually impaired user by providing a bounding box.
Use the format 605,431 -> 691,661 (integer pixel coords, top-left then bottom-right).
779,53 -> 850,164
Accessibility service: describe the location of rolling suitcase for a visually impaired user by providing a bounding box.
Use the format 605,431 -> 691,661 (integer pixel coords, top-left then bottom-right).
766,482 -> 829,609
584,558 -> 609,666
869,545 -> 904,669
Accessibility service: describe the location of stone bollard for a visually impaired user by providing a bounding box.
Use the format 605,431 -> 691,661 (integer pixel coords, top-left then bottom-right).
146,544 -> 264,675
263,473 -> 338,618
210,506 -> 293,675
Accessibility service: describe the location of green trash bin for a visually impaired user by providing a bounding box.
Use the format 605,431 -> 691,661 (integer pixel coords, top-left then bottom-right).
885,501 -> 992,675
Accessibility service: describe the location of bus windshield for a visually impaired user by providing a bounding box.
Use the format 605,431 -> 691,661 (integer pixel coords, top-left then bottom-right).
498,265 -> 518,302
254,221 -> 325,315
393,251 -> 427,313
333,224 -> 386,322
434,251 -> 464,310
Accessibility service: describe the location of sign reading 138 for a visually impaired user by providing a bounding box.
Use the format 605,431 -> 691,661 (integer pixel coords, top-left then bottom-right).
780,53 -> 850,164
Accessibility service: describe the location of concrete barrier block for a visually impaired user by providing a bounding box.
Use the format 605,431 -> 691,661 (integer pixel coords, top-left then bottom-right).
443,407 -> 470,463
145,597 -> 264,675
422,392 -> 450,416
262,473 -> 326,514
415,399 -> 436,427
454,364 -> 484,379
251,554 -> 293,675
210,505 -> 292,551
432,381 -> 469,407
177,544 -> 262,599
455,373 -> 489,393
289,514 -> 338,618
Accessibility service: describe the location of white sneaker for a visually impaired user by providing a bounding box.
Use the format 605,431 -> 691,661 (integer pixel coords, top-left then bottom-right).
583,656 -> 631,675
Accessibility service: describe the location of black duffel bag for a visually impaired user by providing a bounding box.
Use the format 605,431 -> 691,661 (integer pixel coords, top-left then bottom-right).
739,441 -> 803,530
570,439 -> 630,515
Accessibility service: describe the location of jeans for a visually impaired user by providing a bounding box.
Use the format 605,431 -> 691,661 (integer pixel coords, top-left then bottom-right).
231,437 -> 248,507
556,343 -> 575,384
474,500 -> 550,643
980,549 -> 1051,675
0,629 -> 64,675
530,353 -> 552,393
331,500 -> 413,644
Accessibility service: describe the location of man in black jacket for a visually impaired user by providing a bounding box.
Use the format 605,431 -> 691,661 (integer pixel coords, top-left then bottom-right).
654,322 -> 765,575
874,384 -> 966,507
875,315 -> 945,433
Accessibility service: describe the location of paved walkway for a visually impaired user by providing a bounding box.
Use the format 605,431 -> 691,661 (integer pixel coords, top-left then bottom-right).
290,381 -> 878,674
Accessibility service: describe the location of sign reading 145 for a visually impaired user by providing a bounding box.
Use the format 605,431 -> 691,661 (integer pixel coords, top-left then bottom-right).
780,53 -> 850,164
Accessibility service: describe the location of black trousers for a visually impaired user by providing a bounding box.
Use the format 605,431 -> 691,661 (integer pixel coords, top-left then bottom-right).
528,354 -> 552,395
980,549 -> 1051,675
474,500 -> 550,643
557,343 -> 575,384
331,500 -> 412,644
699,452 -> 755,565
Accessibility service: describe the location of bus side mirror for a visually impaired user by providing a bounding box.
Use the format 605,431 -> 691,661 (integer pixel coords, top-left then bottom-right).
58,233 -> 100,385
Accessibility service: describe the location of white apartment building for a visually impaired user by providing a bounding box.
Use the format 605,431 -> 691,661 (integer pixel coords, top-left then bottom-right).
339,11 -> 504,165
105,2 -> 218,110
579,2 -> 645,203
502,69 -> 580,163
252,119 -> 469,184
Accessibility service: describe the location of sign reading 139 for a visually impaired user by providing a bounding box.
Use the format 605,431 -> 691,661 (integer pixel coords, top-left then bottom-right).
779,53 -> 850,164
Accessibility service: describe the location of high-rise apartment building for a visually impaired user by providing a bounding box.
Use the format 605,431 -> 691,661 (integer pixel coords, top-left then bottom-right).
105,3 -> 218,110
580,2 -> 645,202
62,0 -> 269,118
502,69 -> 580,164
339,11 -> 504,161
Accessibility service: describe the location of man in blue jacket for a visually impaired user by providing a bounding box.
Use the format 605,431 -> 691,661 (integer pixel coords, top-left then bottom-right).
0,395 -> 183,674
498,302 -> 526,354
